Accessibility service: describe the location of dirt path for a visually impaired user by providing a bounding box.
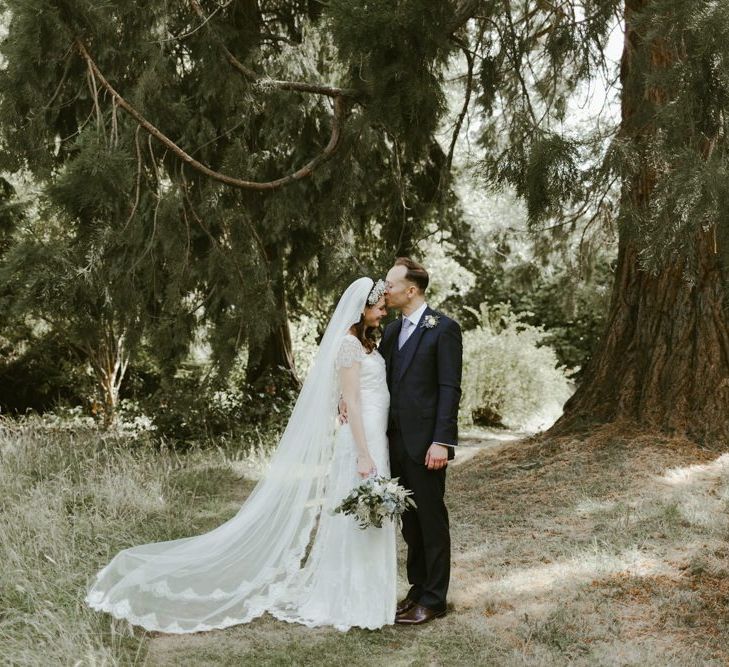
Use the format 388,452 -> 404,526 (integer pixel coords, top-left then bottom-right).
450,426 -> 530,466
146,428 -> 729,665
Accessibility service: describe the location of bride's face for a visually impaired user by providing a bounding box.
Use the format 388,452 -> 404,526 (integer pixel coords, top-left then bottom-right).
363,297 -> 387,327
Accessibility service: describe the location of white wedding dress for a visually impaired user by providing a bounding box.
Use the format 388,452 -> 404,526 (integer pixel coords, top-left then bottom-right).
85,278 -> 397,633
269,335 -> 396,630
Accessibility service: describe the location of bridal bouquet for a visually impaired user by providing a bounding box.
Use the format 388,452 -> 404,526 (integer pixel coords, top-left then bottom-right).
333,476 -> 416,529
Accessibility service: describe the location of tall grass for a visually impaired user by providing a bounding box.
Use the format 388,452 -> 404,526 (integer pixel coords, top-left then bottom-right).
4,415 -> 727,665
0,416 -> 265,666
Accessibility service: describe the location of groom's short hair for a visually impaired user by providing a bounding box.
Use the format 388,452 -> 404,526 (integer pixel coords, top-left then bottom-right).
394,257 -> 429,293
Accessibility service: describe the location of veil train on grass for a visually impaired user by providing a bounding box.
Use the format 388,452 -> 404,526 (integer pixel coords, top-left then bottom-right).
85,278 -> 374,633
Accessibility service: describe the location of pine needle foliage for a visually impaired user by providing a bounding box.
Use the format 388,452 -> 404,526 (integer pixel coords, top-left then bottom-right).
472,1 -> 621,237
469,0 -> 729,279
618,0 -> 729,277
0,0 -> 461,389
327,0 -> 456,158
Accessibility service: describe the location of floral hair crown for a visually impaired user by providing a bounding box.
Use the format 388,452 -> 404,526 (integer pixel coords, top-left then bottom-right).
367,279 -> 386,305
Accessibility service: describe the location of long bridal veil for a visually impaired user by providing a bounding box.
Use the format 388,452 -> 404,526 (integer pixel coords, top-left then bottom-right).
86,277 -> 375,633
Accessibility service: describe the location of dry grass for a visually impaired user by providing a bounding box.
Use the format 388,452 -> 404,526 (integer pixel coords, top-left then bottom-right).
148,424 -> 729,666
3,417 -> 728,665
0,417 -> 260,666
445,424 -> 729,665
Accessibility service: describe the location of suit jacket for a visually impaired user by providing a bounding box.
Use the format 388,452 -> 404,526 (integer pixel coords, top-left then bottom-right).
379,306 -> 462,463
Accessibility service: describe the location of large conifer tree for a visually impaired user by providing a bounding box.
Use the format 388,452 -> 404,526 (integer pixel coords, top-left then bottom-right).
4,0 -> 727,442
329,0 -> 729,442
553,1 -> 729,442
476,0 -> 729,442
0,0 -> 456,393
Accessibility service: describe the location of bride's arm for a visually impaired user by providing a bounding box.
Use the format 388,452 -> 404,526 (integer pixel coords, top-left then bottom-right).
339,364 -> 377,478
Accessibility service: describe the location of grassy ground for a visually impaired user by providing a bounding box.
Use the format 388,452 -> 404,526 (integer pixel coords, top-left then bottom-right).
2,419 -> 728,665
0,417 -> 261,666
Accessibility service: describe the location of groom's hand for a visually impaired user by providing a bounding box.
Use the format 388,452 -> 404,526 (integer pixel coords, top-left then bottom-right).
338,397 -> 348,425
425,443 -> 448,470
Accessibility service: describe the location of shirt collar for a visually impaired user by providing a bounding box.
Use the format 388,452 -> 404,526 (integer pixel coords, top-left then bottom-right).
404,302 -> 428,327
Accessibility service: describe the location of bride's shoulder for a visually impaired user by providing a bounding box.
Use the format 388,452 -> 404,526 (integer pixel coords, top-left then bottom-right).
336,334 -> 365,368
340,333 -> 364,348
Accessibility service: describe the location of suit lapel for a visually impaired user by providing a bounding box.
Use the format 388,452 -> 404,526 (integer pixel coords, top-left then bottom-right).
395,306 -> 432,383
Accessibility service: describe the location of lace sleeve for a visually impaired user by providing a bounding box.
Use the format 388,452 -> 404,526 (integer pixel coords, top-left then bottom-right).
335,335 -> 364,370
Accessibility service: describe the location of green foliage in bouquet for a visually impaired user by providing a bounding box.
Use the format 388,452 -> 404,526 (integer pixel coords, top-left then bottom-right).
333,475 -> 416,530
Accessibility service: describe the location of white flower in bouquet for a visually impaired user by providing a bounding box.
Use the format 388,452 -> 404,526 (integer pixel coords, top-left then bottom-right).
355,505 -> 370,524
332,475 -> 416,529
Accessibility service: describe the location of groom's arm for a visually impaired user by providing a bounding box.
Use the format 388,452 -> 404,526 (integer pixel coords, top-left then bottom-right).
432,319 -> 462,447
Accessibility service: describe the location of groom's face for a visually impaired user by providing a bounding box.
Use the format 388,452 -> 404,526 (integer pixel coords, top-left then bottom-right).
384,265 -> 415,310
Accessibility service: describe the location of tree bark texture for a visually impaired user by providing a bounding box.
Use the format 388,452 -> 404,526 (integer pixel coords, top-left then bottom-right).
245,314 -> 299,390
245,249 -> 299,389
553,0 -> 729,443
86,327 -> 129,429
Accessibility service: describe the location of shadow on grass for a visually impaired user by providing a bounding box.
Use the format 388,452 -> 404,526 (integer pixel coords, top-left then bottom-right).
147,427 -> 729,666
5,417 -> 728,665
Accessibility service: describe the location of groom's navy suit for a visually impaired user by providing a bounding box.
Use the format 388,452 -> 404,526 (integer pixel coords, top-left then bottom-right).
379,305 -> 462,612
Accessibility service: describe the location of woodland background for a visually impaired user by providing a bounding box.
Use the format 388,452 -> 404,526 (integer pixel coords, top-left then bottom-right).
1,1 -> 729,665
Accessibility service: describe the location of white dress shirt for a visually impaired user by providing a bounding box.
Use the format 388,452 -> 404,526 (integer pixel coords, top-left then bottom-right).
398,301 -> 429,349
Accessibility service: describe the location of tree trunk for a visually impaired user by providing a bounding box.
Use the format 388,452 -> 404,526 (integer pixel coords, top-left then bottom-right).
555,228 -> 729,442
87,328 -> 129,429
245,262 -> 300,390
552,0 -> 729,443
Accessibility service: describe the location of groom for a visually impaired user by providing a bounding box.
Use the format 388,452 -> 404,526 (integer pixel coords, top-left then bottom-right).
379,257 -> 462,625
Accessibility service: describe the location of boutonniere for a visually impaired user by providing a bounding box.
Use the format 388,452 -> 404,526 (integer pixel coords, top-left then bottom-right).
421,314 -> 440,329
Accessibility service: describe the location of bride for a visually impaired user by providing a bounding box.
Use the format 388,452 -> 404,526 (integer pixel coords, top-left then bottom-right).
85,277 -> 397,633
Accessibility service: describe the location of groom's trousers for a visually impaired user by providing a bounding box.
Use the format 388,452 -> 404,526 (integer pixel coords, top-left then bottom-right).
389,429 -> 450,612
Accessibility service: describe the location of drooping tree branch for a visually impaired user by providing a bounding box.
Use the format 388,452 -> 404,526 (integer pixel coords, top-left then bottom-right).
450,0 -> 482,33
71,0 -> 481,194
188,0 -> 360,100
74,38 -> 347,191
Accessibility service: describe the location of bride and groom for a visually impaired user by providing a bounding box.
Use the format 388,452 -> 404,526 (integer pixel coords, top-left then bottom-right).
86,257 -> 463,633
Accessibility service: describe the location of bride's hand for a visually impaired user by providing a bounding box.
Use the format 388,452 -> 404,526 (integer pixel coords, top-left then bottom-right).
357,455 -> 377,478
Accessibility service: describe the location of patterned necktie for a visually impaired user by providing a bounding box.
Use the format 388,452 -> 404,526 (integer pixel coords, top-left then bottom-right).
398,318 -> 412,350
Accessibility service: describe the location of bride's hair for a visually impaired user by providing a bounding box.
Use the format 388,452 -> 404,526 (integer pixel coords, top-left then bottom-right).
348,279 -> 384,353
350,311 -> 379,353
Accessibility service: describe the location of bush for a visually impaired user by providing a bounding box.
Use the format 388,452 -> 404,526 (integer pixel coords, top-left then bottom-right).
461,303 -> 573,431
509,262 -> 612,378
0,331 -> 91,415
7,344 -> 298,449
448,234 -> 613,380
135,364 -> 296,447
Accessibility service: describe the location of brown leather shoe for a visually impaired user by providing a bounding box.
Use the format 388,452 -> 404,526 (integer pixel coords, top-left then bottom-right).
396,597 -> 417,616
394,603 -> 446,625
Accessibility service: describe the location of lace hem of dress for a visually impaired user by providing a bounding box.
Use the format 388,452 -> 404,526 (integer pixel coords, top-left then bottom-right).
85,591 -> 392,634
84,592 -> 268,633
85,513 -> 396,634
84,496 -> 321,633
